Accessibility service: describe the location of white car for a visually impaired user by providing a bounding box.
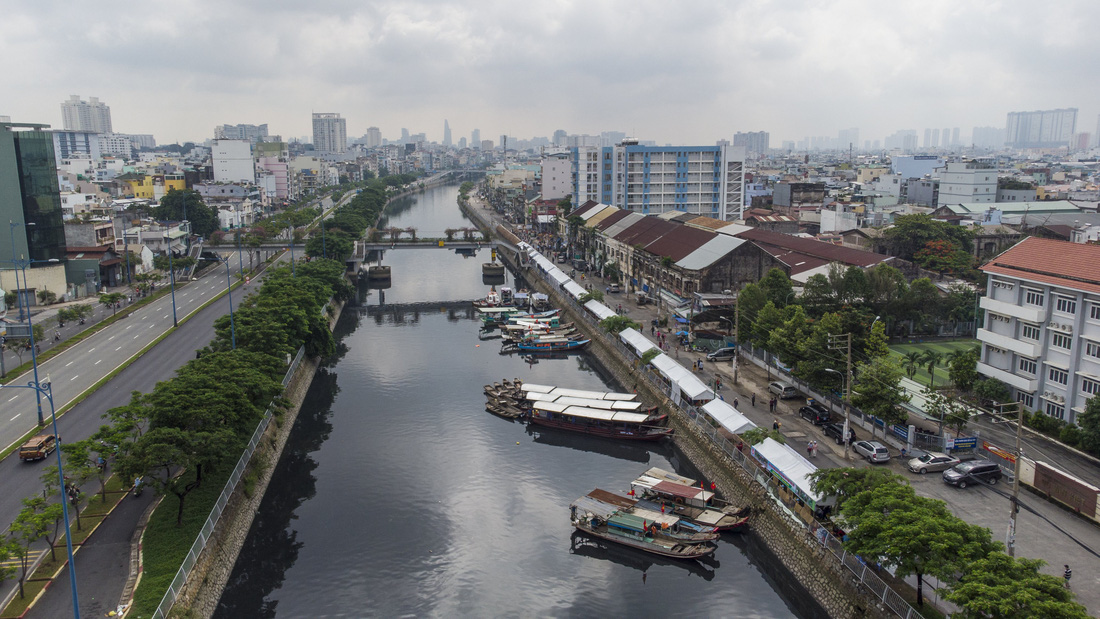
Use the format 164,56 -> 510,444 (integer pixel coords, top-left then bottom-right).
852,440 -> 890,463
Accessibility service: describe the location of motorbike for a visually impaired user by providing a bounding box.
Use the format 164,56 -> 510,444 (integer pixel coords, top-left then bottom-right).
133,476 -> 144,497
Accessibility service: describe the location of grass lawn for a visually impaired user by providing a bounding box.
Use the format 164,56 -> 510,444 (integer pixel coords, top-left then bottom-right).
889,339 -> 979,389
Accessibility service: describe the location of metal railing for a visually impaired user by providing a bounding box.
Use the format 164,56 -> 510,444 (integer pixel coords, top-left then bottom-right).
519,251 -> 925,619
152,343 -> 307,619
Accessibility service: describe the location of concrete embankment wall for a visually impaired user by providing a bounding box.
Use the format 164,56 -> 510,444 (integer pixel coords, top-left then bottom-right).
464,200 -> 886,619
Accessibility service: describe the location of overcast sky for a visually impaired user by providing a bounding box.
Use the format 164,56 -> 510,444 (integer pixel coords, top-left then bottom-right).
3,0 -> 1098,147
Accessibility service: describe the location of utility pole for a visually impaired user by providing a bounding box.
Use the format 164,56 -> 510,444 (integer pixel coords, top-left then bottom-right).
1008,401 -> 1023,556
829,333 -> 853,460
733,292 -> 740,384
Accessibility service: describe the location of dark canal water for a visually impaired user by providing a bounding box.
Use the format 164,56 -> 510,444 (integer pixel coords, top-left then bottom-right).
215,184 -> 819,618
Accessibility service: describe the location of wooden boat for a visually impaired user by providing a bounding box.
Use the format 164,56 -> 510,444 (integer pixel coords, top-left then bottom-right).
515,337 -> 589,353
528,401 -> 672,441
579,489 -> 719,544
570,492 -> 716,559
485,401 -> 524,420
473,286 -> 515,308
630,469 -> 750,532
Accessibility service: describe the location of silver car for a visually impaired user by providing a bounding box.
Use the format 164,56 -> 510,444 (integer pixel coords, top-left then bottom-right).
852,440 -> 890,463
907,452 -> 960,475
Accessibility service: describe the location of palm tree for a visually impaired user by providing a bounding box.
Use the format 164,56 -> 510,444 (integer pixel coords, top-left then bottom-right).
903,351 -> 922,379
921,350 -> 944,388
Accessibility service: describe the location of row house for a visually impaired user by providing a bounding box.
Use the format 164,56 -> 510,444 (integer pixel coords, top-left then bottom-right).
978,237 -> 1100,425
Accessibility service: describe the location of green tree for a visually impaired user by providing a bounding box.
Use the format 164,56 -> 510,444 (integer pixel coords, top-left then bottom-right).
578,290 -> 605,304
153,254 -> 196,272
921,350 -> 944,388
599,315 -> 641,335
766,305 -> 812,370
62,438 -> 111,509
974,378 -> 1012,406
808,467 -> 907,513
883,213 -> 975,262
902,351 -> 922,379
99,292 -> 125,316
852,356 -> 909,436
942,552 -> 1089,619
841,483 -> 996,606
156,188 -> 219,237
924,389 -> 972,436
0,541 -> 16,595
10,496 -> 64,596
1076,396 -> 1100,455
121,426 -> 232,526
758,268 -> 795,308
751,301 -> 785,348
864,321 -> 890,359
948,348 -> 980,392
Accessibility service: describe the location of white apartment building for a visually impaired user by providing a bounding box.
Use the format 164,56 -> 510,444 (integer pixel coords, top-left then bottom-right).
540,154 -> 571,200
571,141 -> 745,220
977,237 -> 1100,425
60,95 -> 112,133
936,161 -> 996,207
312,113 -> 347,153
366,127 -> 382,148
212,139 -> 255,184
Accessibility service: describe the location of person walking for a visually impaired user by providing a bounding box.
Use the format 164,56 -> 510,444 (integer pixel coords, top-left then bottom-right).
807,441 -> 814,458
1064,565 -> 1072,588
751,393 -> 757,408
773,419 -> 780,431
811,441 -> 818,457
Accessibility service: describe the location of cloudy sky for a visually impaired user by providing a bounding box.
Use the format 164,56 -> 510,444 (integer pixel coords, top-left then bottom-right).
3,0 -> 1098,147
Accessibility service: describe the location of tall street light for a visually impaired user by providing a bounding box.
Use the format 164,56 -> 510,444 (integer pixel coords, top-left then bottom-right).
222,257 -> 237,350
1,376 -> 81,618
9,220 -> 44,425
824,367 -> 852,460
167,249 -> 178,328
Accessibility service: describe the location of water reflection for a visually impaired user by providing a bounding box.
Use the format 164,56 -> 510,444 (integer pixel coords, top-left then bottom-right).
525,424 -> 664,464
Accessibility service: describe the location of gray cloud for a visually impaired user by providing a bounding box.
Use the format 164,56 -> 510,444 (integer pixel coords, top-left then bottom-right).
1,0 -> 1097,145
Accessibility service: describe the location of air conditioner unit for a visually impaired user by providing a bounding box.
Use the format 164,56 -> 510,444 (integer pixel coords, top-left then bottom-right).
1056,395 -> 1065,403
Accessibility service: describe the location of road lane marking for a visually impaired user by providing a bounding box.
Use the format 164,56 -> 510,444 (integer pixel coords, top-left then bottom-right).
10,414 -> 19,421
65,361 -> 73,367
126,325 -> 133,330
116,346 -> 122,351
149,324 -> 155,329
133,335 -> 140,339
70,375 -> 79,381
108,336 -> 115,341
88,348 -> 95,352
95,360 -> 102,365
6,396 -> 16,402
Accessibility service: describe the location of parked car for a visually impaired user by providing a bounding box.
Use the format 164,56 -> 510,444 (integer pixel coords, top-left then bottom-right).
798,403 -> 832,425
943,460 -> 1003,488
19,434 -> 57,462
769,381 -> 798,399
821,422 -> 855,445
707,347 -> 737,362
608,283 -> 620,293
907,452 -> 961,475
852,440 -> 891,463
556,253 -> 567,264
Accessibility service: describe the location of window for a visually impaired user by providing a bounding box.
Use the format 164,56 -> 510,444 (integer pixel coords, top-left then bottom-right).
1016,392 -> 1035,408
1045,401 -> 1065,420
1090,304 -> 1100,321
1056,296 -> 1077,314
1086,341 -> 1100,359
1052,333 -> 1072,350
1048,367 -> 1068,385
1018,358 -> 1037,375
1021,324 -> 1040,340
1083,378 -> 1100,396
1024,289 -> 1044,306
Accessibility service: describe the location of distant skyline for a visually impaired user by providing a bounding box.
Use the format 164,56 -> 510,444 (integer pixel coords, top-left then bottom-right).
2,1 -> 1099,147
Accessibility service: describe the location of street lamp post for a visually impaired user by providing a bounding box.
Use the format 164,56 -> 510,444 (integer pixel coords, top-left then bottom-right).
321,216 -> 327,260
825,367 -> 852,461
0,377 -> 81,618
289,230 -> 296,277
9,221 -> 44,425
222,258 -> 237,350
167,250 -> 178,328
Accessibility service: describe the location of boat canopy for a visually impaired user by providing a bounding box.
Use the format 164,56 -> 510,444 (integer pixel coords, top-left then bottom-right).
631,476 -> 714,503
630,506 -> 680,527
649,354 -> 715,402
522,386 -> 637,401
751,437 -> 822,508
476,306 -> 519,314
585,300 -> 616,320
532,402 -> 651,424
552,397 -> 641,411
521,383 -> 555,394
609,511 -> 677,532
587,488 -> 637,509
701,399 -> 757,434
571,495 -> 619,520
562,281 -> 587,299
639,467 -> 696,486
619,328 -> 659,357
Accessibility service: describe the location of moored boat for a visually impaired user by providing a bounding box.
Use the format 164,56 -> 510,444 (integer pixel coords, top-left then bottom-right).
528,401 -> 672,441
570,491 -> 716,559
630,469 -> 750,532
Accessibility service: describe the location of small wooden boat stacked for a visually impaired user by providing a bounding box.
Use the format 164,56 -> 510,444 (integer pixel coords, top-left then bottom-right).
570,489 -> 717,559
629,467 -> 751,532
483,379 -> 525,419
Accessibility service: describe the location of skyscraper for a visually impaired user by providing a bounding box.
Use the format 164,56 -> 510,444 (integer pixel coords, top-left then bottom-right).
215,123 -> 268,144
471,129 -> 481,149
1,122 -> 66,265
366,126 -> 382,148
401,128 -> 410,144
1005,108 -> 1077,148
60,95 -> 112,133
443,120 -> 452,147
312,113 -> 347,153
733,131 -> 769,155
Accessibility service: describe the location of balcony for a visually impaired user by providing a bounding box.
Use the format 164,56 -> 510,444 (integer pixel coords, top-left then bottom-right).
977,329 -> 1040,359
980,297 -> 1047,324
977,361 -> 1038,392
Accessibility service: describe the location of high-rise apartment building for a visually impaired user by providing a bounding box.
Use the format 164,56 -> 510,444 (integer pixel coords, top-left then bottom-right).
837,128 -> 859,152
1005,108 -> 1077,149
936,161 -> 996,207
365,127 -> 382,148
443,120 -> 452,147
951,127 -> 960,148
212,139 -> 255,184
312,113 -> 347,153
51,130 -> 102,162
570,141 -> 745,220
215,123 -> 269,144
471,129 -> 481,149
401,128 -> 410,144
733,131 -> 769,156
60,95 -> 112,133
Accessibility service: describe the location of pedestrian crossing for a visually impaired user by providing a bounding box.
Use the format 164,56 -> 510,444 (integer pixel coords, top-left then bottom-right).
0,548 -> 44,570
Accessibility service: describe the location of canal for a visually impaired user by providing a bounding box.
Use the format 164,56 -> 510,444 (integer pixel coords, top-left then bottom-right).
215,183 -> 819,617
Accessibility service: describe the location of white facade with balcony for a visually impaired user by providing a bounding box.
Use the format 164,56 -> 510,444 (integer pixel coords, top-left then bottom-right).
977,273 -> 1100,424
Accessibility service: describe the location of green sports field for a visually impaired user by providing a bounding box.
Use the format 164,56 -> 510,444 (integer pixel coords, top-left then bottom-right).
889,339 -> 979,388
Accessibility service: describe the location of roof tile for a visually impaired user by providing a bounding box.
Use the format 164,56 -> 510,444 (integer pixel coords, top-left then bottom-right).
981,237 -> 1100,294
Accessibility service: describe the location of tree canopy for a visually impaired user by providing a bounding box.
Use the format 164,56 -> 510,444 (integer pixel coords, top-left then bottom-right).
156,189 -> 219,237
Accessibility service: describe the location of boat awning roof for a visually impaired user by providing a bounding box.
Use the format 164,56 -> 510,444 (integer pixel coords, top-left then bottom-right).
649,354 -> 715,401
562,281 -> 587,299
654,480 -> 714,502
552,397 -> 641,411
532,402 -> 650,423
476,306 -> 518,314
522,383 -> 554,394
639,467 -> 696,486
588,488 -> 637,509
585,300 -> 616,320
571,495 -> 619,520
701,399 -> 757,434
752,438 -> 821,503
630,507 -> 680,527
610,511 -> 677,531
619,328 -> 658,357
524,386 -> 636,401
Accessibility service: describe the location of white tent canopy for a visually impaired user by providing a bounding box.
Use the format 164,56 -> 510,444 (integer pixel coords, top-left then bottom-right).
619,328 -> 658,357
585,300 -> 616,320
650,354 -> 714,402
701,399 -> 757,434
752,437 -> 821,504
562,281 -> 587,299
